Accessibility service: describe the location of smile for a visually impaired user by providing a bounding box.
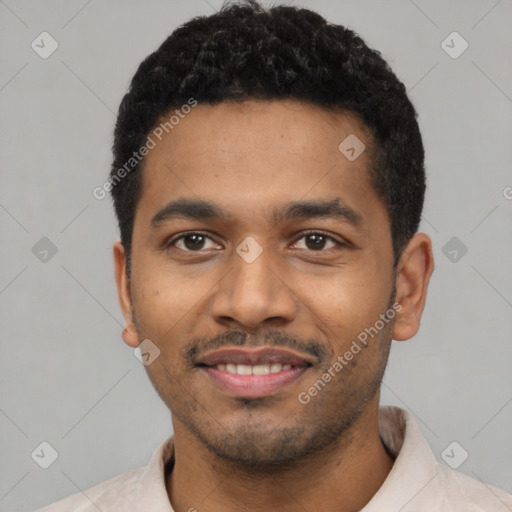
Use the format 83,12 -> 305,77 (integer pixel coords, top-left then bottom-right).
196,346 -> 314,398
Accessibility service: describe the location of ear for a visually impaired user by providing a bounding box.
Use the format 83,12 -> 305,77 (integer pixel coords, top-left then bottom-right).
392,233 -> 434,341
113,240 -> 139,348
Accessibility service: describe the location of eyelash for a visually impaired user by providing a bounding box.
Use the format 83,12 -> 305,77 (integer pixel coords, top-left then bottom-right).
164,230 -> 346,253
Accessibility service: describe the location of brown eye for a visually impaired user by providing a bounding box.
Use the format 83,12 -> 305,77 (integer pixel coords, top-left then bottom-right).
305,234 -> 328,250
169,233 -> 219,252
293,232 -> 339,251
182,234 -> 206,250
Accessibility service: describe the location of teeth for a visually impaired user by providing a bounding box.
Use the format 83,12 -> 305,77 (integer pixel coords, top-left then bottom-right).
252,364 -> 270,375
226,363 -> 237,374
215,363 -> 287,374
237,364 -> 252,375
270,363 -> 283,373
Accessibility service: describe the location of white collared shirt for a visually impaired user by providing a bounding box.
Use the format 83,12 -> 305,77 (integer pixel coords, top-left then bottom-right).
35,406 -> 512,511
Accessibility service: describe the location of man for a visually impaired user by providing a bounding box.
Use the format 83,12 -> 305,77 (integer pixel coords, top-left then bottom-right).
38,1 -> 512,510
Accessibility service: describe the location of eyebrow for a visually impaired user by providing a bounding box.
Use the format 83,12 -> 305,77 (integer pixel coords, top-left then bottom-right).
150,197 -> 362,228
275,198 -> 362,226
151,198 -> 231,227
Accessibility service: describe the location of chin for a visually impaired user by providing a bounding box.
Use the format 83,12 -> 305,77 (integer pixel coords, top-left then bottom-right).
188,416 -> 347,468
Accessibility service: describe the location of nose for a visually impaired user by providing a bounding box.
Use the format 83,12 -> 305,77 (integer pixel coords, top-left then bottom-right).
209,247 -> 297,331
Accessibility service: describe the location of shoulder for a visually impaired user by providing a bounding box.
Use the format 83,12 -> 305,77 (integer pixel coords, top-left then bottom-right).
34,435 -> 175,512
433,463 -> 512,511
34,467 -> 143,512
376,407 -> 512,511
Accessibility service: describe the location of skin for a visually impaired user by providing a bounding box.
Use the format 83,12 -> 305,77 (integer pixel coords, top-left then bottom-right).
114,99 -> 434,512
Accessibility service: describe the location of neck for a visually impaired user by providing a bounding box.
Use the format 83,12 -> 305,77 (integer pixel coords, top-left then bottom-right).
167,402 -> 394,512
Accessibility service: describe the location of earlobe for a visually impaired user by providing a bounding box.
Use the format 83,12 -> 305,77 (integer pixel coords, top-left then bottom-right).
122,324 -> 139,348
113,240 -> 139,348
392,233 -> 434,341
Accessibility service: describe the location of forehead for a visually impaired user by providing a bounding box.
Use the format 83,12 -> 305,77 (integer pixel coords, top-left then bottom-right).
136,99 -> 383,229
147,99 -> 374,162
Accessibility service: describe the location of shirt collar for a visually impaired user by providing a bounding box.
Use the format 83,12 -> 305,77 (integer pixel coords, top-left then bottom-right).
136,433 -> 176,512
362,405 -> 439,511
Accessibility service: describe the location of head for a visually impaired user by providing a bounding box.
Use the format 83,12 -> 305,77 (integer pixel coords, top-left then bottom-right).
111,1 -> 433,466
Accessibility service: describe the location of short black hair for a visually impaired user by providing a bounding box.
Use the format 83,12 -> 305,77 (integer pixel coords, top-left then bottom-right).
110,0 -> 425,271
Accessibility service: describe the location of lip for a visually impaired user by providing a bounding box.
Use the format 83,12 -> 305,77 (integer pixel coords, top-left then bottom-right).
197,346 -> 317,367
196,346 -> 315,398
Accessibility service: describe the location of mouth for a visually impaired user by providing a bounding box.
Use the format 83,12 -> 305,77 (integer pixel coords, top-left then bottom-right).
196,346 -> 315,398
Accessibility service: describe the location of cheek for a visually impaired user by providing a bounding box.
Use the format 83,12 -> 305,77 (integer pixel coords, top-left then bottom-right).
294,260 -> 390,335
130,259 -> 200,342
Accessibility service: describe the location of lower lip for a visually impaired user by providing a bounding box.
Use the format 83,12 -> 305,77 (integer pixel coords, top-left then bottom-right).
200,366 -> 309,398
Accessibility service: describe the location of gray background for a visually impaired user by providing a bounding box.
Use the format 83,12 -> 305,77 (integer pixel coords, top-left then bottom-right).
1,0 -> 511,510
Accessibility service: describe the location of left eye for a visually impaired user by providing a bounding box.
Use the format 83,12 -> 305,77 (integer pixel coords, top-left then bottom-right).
292,233 -> 340,251
172,233 -> 219,251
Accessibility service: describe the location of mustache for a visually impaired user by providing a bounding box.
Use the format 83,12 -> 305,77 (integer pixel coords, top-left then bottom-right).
182,329 -> 329,367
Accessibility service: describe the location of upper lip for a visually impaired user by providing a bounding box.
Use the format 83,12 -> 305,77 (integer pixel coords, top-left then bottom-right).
196,346 -> 316,367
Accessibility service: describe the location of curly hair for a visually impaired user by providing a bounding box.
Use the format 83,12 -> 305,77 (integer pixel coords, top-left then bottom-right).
110,0 -> 425,269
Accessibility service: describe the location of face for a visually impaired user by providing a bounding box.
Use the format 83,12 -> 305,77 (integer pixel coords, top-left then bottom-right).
115,100 -> 416,465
